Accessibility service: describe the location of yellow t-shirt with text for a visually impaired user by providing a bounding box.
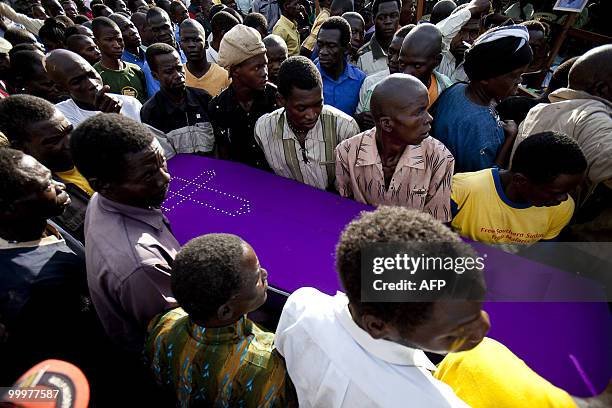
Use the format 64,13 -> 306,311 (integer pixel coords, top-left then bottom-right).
450,168 -> 574,244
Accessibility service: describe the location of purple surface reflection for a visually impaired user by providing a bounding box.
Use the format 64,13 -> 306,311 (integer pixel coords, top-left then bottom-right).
164,155 -> 612,397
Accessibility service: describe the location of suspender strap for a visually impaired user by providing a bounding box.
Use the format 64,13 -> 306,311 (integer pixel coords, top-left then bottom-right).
276,114 -> 304,183
275,110 -> 338,188
321,112 -> 337,190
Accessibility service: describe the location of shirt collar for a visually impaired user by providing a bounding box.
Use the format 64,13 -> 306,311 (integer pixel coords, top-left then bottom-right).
355,128 -> 425,170
281,110 -> 325,142
97,193 -> 167,231
334,292 -> 437,370
369,35 -> 387,60
158,87 -> 201,115
279,14 -> 296,29
317,58 -> 360,82
188,315 -> 253,344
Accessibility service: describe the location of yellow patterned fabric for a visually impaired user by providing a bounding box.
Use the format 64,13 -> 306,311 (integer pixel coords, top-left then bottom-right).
145,308 -> 296,407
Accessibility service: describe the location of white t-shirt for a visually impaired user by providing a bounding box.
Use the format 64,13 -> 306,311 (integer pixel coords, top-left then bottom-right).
55,94 -> 142,126
275,288 -> 470,408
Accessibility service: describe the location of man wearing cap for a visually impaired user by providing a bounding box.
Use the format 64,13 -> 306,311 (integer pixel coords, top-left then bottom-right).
209,24 -> 278,171
431,25 -> 532,173
0,38 -> 12,98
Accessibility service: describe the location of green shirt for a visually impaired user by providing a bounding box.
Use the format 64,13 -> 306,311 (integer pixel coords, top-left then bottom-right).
93,61 -> 148,104
145,308 -> 297,407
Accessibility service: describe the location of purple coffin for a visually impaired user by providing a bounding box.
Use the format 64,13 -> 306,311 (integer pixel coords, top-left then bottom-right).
164,154 -> 612,397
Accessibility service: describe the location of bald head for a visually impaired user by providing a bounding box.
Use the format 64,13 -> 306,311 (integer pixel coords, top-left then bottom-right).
430,0 -> 456,25
44,49 -> 103,106
402,23 -> 442,57
399,23 -> 443,85
66,34 -> 101,65
371,74 -> 427,120
371,74 -> 431,144
263,34 -> 287,50
180,18 -> 206,36
569,45 -> 612,102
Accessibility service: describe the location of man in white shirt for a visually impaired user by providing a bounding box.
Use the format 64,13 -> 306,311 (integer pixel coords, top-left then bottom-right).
43,49 -> 142,126
275,206 -> 491,407
435,0 -> 490,83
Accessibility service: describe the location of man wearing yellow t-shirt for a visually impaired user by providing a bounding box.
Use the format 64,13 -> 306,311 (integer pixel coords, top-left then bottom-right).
179,19 -> 231,97
450,132 -> 587,244
436,337 -> 612,408
0,95 -> 92,242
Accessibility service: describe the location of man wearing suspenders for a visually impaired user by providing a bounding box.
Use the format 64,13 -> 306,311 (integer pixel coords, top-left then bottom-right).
255,56 -> 360,191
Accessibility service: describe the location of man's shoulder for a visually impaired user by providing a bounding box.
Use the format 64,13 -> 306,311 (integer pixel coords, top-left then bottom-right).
356,40 -> 373,57
452,169 -> 492,191
115,93 -> 141,106
422,136 -> 453,157
280,287 -> 338,327
321,104 -> 355,122
255,107 -> 283,132
125,61 -> 143,73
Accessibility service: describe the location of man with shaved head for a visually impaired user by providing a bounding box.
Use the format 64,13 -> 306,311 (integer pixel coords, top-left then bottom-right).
66,34 -> 102,65
180,18 -> 230,97
512,44 -> 612,240
398,23 -> 451,108
110,13 -> 147,70
131,11 -> 154,46
336,73 -> 454,219
263,34 -> 287,85
44,49 -> 142,125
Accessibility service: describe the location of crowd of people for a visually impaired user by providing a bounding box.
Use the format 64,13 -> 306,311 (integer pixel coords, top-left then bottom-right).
0,0 -> 611,406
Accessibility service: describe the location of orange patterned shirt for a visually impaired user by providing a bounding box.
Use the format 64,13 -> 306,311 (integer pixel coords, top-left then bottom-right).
336,128 -> 455,221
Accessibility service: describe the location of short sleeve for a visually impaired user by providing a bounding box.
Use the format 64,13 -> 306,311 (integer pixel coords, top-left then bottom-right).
335,139 -> 353,198
450,173 -> 469,218
543,197 -> 575,240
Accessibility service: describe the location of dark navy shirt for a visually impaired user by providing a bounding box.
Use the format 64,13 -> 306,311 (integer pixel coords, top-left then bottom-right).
431,83 -> 505,173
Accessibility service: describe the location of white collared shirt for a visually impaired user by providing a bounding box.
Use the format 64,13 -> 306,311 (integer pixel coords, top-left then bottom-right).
436,7 -> 472,83
275,288 -> 470,407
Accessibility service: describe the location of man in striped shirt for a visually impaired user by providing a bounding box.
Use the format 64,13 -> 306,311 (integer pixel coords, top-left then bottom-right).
255,56 -> 360,191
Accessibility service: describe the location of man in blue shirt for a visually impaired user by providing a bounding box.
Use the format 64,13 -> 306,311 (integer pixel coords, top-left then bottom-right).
110,13 -> 147,71
431,26 -> 532,172
315,16 -> 365,116
142,7 -> 186,97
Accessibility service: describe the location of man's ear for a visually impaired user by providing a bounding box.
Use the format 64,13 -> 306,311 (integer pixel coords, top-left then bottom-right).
378,115 -> 393,133
276,92 -> 286,108
216,303 -> 234,322
361,313 -> 392,339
